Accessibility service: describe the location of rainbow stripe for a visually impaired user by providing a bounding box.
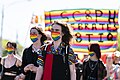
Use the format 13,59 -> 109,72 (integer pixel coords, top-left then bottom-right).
30,34 -> 38,42
89,52 -> 94,56
6,47 -> 14,53
45,9 -> 118,29
30,34 -> 37,38
45,9 -> 119,53
51,32 -> 60,40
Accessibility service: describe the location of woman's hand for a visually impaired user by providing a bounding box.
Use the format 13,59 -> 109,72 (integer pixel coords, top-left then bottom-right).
14,75 -> 20,80
14,73 -> 25,80
24,64 -> 34,72
24,64 -> 38,73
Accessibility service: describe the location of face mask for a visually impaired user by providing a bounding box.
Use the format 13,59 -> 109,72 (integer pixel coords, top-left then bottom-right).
51,32 -> 60,41
6,47 -> 14,54
30,34 -> 38,42
89,52 -> 94,57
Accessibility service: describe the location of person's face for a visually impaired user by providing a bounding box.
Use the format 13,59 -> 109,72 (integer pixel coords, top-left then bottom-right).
106,56 -> 113,64
30,29 -> 40,43
114,57 -> 120,62
6,43 -> 14,54
84,55 -> 88,59
51,24 -> 63,41
51,24 -> 62,33
7,43 -> 14,49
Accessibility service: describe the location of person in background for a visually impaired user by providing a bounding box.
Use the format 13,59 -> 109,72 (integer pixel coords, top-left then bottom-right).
75,54 -> 83,80
35,21 -> 76,80
104,54 -> 120,80
0,56 -> 2,76
81,43 -> 107,80
44,31 -> 52,44
16,27 -> 47,80
81,54 -> 89,62
0,42 -> 22,80
113,51 -> 120,66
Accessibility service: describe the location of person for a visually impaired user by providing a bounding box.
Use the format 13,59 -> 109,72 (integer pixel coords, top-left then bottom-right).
104,54 -> 120,80
81,54 -> 89,62
75,54 -> 83,80
16,27 -> 47,80
81,43 -> 107,80
0,42 -> 22,80
113,51 -> 120,66
44,31 -> 52,44
35,21 -> 76,80
0,56 -> 2,74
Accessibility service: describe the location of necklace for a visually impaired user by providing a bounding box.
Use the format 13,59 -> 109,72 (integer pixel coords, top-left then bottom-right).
87,60 -> 99,80
89,60 -> 98,71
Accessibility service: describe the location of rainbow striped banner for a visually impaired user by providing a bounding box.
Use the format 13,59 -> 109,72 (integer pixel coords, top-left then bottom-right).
45,9 -> 119,53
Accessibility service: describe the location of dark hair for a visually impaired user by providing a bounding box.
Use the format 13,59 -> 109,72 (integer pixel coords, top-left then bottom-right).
52,21 -> 73,45
6,42 -> 17,55
11,42 -> 17,49
12,42 -> 17,55
89,43 -> 101,59
30,27 -> 47,45
6,42 -> 11,47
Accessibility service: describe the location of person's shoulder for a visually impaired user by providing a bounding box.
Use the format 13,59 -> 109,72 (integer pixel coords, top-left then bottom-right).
14,55 -> 22,62
14,56 -> 22,67
99,59 -> 104,64
1,56 -> 7,60
23,45 -> 32,52
98,59 -> 106,68
1,56 -> 7,65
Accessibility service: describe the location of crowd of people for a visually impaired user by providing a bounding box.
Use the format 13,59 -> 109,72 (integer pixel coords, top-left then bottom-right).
0,21 -> 120,80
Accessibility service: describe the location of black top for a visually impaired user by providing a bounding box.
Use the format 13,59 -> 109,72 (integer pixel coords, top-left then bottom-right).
21,45 -> 39,80
83,59 -> 98,80
0,58 -> 2,72
43,43 -> 76,80
3,59 -> 19,75
52,54 -> 68,80
0,64 -> 2,73
1,58 -> 21,80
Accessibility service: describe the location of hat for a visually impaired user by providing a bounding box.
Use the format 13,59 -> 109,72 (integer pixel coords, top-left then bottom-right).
114,51 -> 120,57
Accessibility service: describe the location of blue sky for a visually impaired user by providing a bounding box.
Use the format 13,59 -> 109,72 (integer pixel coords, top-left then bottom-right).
0,0 -> 120,48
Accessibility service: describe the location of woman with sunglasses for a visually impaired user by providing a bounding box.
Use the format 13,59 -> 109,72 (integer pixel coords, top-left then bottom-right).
0,42 -> 22,80
35,21 -> 76,80
16,27 -> 47,80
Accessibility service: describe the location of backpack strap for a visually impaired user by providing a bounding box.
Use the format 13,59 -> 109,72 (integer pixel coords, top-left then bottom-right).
62,45 -> 70,80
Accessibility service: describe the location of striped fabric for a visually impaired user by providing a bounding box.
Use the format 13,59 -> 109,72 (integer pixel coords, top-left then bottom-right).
45,9 -> 119,53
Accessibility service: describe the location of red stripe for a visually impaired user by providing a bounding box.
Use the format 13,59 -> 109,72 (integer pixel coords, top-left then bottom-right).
43,54 -> 53,80
43,44 -> 53,80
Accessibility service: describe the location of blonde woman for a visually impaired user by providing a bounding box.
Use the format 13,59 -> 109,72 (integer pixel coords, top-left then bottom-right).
104,54 -> 120,80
